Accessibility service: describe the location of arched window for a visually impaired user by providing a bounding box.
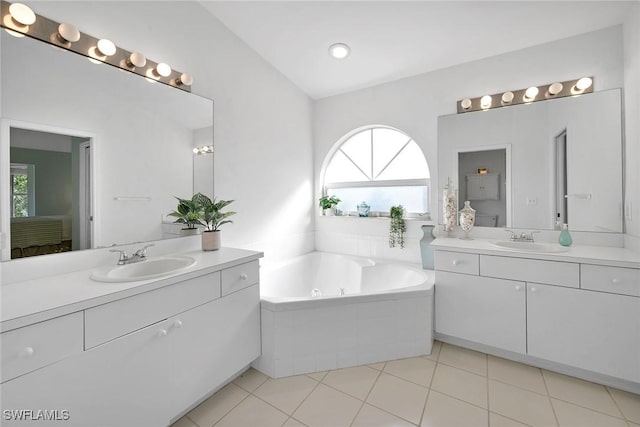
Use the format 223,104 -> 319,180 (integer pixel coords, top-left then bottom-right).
323,126 -> 430,215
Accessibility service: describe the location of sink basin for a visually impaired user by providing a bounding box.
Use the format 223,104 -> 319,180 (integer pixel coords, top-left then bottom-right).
491,241 -> 569,253
91,256 -> 196,282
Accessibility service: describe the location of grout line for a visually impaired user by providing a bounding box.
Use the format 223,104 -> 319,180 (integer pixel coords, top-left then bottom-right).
540,369 -> 561,427
349,363 -> 386,427
486,352 -> 490,427
417,355 -> 441,426
488,410 -> 534,427
606,385 -> 630,422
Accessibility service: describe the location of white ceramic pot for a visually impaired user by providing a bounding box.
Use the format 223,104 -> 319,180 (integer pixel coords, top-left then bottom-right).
201,230 -> 221,251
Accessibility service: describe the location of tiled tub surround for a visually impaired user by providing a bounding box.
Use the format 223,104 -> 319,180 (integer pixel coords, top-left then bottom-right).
431,237 -> 640,395
255,252 -> 434,378
0,242 -> 263,427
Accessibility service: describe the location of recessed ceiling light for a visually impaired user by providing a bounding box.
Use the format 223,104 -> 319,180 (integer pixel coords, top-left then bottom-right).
329,43 -> 350,59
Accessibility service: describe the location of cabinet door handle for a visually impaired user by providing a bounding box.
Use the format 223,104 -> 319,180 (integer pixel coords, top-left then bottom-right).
173,319 -> 183,329
20,347 -> 34,358
452,260 -> 460,266
611,278 -> 621,284
240,273 -> 248,280
530,287 -> 538,293
515,285 -> 522,291
157,328 -> 168,337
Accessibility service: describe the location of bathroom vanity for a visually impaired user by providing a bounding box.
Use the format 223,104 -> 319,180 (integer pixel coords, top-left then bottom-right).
0,247 -> 262,426
432,238 -> 640,394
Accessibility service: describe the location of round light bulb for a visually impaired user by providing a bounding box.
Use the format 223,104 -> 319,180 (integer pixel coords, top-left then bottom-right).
156,62 -> 171,77
193,148 -> 199,154
501,91 -> 514,104
480,95 -> 492,109
548,82 -> 563,95
177,73 -> 194,86
524,86 -> 539,100
329,43 -> 351,59
58,23 -> 80,43
9,3 -> 36,26
460,98 -> 472,109
576,77 -> 592,91
128,52 -> 146,68
96,39 -> 116,57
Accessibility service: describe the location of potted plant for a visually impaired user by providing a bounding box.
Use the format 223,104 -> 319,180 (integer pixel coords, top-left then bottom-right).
389,204 -> 406,248
194,193 -> 236,251
168,195 -> 202,236
319,195 -> 341,215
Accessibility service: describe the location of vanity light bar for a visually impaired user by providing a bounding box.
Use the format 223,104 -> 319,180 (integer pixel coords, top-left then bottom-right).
457,77 -> 594,114
0,1 -> 193,92
193,145 -> 214,155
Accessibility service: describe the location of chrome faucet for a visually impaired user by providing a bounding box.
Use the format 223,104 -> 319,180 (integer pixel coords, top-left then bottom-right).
110,244 -> 154,265
504,230 -> 539,243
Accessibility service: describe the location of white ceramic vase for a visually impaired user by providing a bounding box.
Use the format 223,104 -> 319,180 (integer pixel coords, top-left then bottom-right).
202,231 -> 221,251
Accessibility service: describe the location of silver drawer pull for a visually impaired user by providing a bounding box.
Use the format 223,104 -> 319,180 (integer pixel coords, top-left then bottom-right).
240,273 -> 248,280
157,328 -> 168,337
20,347 -> 34,358
611,278 -> 622,284
452,260 -> 461,266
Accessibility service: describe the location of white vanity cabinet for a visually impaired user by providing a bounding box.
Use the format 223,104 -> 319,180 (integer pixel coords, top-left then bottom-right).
0,256 -> 262,427
433,244 -> 640,392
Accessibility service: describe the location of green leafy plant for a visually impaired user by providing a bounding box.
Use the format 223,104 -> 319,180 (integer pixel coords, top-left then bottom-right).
389,204 -> 406,248
168,195 -> 202,230
319,195 -> 341,210
193,193 -> 236,232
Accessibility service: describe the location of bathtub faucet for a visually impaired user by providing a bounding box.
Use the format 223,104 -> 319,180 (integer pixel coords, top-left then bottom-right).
339,288 -> 345,296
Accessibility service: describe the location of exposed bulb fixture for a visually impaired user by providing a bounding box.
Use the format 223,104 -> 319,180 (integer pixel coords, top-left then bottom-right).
57,23 -> 80,43
96,38 -> 116,57
193,145 -> 213,155
155,62 -> 172,77
126,52 -> 146,69
9,3 -> 36,26
524,86 -> 539,101
460,98 -> 472,110
329,43 -> 351,59
480,95 -> 492,109
501,91 -> 514,104
176,73 -> 194,86
548,82 -> 563,96
575,77 -> 593,91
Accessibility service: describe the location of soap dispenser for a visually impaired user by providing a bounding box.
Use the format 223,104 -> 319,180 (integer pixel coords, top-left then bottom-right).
559,223 -> 572,247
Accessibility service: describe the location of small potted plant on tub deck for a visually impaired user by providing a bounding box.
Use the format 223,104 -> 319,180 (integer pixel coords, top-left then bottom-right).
168,195 -> 202,236
319,195 -> 341,216
195,193 -> 236,251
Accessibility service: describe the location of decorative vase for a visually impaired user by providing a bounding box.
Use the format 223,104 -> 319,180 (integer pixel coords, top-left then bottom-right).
420,224 -> 436,270
323,208 -> 334,216
443,178 -> 457,233
180,228 -> 199,237
202,230 -> 221,251
459,201 -> 476,240
559,223 -> 573,247
357,201 -> 370,217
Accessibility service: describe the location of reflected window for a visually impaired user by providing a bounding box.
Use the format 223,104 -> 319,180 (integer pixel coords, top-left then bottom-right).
323,127 -> 430,214
10,163 -> 32,217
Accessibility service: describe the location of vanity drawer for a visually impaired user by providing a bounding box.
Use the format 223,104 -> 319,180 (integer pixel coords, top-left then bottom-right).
480,255 -> 579,288
581,264 -> 640,297
85,272 -> 221,349
1,312 -> 83,383
435,251 -> 479,275
222,260 -> 260,296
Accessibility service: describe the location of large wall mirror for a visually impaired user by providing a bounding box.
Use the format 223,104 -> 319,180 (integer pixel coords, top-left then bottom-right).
438,89 -> 623,233
1,30 -> 214,261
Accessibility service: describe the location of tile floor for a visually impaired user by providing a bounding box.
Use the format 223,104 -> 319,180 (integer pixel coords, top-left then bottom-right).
171,341 -> 640,427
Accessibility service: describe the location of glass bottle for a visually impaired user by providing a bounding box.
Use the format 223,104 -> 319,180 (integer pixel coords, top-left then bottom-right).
357,201 -> 370,217
459,201 -> 476,240
443,178 -> 456,233
559,223 -> 573,247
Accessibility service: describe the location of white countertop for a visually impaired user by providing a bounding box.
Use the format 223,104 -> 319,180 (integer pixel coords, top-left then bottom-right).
431,238 -> 640,269
1,247 -> 263,333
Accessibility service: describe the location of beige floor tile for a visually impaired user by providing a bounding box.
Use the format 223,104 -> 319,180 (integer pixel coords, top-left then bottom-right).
421,390 -> 488,427
488,356 -> 546,395
254,375 -> 318,415
384,357 -> 436,387
283,417 -> 307,427
170,416 -> 198,427
352,403 -> 416,427
322,365 -> 380,400
431,363 -> 488,408
488,380 -> 556,427
215,395 -> 288,427
307,371 -> 328,382
187,383 -> 248,427
629,423 -> 640,427
543,371 -> 622,417
551,398 -> 628,427
489,412 -> 530,427
368,362 -> 386,371
293,383 -> 362,427
607,387 -> 640,424
233,368 -> 269,393
367,372 -> 429,424
439,343 -> 488,376
424,340 -> 442,362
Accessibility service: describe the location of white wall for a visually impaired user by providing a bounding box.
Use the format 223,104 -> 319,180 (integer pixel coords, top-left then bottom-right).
624,4 -> 640,246
14,1 -> 315,264
314,26 -> 625,260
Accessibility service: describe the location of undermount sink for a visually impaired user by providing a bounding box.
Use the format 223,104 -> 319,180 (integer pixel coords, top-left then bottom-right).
491,241 -> 569,253
90,256 -> 196,283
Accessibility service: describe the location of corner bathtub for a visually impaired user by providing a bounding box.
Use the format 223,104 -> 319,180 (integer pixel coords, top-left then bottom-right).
253,252 -> 434,378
